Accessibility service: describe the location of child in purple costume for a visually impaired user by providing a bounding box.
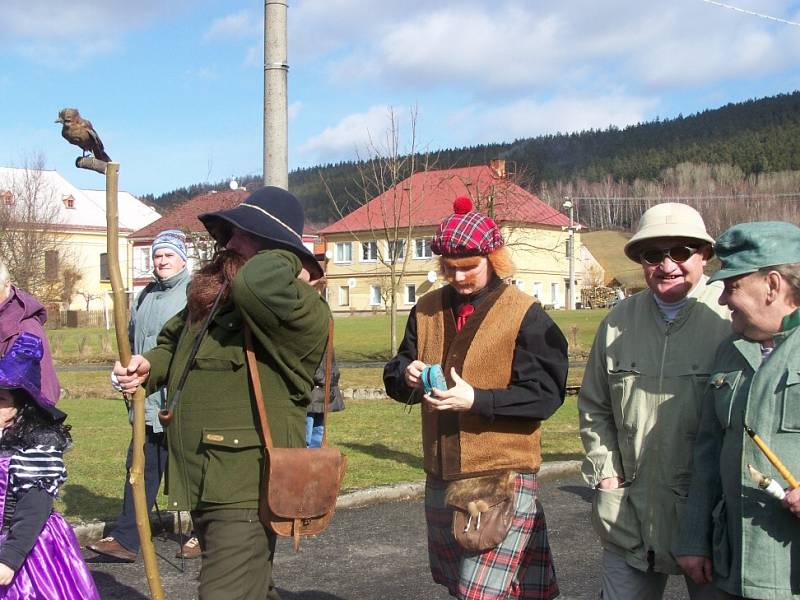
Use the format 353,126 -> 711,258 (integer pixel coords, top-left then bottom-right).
0,332 -> 99,599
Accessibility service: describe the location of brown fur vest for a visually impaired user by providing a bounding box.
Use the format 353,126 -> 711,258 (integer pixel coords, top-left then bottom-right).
416,284 -> 542,480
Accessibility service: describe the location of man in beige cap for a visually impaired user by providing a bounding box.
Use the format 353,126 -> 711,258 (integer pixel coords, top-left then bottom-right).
579,203 -> 731,599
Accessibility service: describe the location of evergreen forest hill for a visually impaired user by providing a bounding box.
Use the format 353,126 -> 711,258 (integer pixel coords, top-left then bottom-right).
141,90 -> 800,226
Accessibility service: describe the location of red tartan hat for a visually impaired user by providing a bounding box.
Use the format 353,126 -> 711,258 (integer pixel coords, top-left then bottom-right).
430,196 -> 504,257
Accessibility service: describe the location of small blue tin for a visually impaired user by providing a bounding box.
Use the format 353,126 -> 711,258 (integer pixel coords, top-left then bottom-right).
421,364 -> 448,396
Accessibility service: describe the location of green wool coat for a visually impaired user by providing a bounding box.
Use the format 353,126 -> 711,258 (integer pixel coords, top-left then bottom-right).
144,250 -> 330,512
677,315 -> 800,599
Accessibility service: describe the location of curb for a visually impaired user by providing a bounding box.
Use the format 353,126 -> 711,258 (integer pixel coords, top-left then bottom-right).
72,460 -> 581,545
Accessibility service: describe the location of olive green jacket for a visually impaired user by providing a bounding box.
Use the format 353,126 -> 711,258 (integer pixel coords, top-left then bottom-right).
144,250 -> 330,511
677,316 -> 800,599
579,277 -> 731,574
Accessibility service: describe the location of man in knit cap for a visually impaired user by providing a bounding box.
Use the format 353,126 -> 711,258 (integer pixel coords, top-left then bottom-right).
384,196 -> 568,600
579,203 -> 731,599
89,229 -> 194,561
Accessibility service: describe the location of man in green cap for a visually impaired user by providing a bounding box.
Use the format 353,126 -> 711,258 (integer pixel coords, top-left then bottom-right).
676,221 -> 800,599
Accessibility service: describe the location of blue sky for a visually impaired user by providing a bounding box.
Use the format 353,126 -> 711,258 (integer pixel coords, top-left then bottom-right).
2,0 -> 800,197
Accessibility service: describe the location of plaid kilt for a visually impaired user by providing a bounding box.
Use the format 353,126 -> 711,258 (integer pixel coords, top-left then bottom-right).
425,473 -> 559,600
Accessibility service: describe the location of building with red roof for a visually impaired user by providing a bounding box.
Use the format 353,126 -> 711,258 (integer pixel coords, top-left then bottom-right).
319,161 -> 598,314
130,188 -> 322,293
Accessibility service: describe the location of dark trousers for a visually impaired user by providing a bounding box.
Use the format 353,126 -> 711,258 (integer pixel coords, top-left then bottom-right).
191,508 -> 280,600
111,426 -> 167,553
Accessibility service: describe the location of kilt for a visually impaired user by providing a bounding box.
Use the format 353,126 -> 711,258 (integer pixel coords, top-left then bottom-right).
425,472 -> 559,600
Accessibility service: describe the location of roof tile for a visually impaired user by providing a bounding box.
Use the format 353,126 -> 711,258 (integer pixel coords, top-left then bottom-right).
319,165 -> 569,234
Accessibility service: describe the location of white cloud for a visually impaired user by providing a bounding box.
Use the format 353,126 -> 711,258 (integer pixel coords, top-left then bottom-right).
1,0 -> 191,67
288,101 -> 303,121
204,10 -> 260,42
183,66 -> 218,82
445,93 -> 658,146
299,105 -> 409,163
244,44 -> 262,68
300,0 -> 800,95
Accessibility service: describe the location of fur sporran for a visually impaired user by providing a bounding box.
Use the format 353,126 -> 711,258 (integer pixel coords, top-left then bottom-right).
446,471 -> 516,552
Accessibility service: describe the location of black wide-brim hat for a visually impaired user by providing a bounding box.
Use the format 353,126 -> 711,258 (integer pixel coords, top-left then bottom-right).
199,186 -> 323,279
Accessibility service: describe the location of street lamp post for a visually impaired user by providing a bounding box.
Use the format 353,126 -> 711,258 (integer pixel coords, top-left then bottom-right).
562,198 -> 576,310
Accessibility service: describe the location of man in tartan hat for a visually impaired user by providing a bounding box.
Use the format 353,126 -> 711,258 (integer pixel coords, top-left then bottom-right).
384,196 -> 568,599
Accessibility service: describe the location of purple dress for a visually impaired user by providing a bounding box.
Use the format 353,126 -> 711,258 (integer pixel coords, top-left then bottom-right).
0,453 -> 99,599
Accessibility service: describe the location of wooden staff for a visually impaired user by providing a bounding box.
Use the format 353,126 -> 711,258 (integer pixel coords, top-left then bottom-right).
104,163 -> 165,599
745,424 -> 799,489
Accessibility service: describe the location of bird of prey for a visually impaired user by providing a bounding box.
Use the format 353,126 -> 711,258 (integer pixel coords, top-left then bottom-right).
55,108 -> 111,162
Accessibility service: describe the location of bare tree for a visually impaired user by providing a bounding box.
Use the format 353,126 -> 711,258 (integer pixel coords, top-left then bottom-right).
0,155 -> 79,305
76,290 -> 103,311
323,106 -> 433,354
539,161 -> 800,236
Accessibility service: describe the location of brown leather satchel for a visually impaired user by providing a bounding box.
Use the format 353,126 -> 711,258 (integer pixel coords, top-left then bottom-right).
446,471 -> 516,552
245,323 -> 347,552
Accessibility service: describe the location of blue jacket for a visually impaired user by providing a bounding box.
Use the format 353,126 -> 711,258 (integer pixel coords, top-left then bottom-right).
128,267 -> 189,431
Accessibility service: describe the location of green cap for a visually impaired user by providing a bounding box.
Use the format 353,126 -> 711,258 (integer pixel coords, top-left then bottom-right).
709,221 -> 800,283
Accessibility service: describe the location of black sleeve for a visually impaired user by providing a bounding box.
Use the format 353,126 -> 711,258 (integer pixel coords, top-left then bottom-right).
0,488 -> 52,571
383,306 -> 422,405
471,303 -> 568,421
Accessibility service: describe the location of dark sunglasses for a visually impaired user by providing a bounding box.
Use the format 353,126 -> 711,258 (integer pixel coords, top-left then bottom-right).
640,245 -> 700,265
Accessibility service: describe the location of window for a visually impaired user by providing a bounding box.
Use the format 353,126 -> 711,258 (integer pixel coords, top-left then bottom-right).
387,239 -> 405,263
551,282 -> 560,305
133,246 -> 152,278
100,253 -> 110,282
335,242 -> 352,263
0,191 -> 13,205
338,286 -> 350,306
532,282 -> 543,299
369,285 -> 382,306
414,237 -> 433,259
44,251 -> 59,282
512,279 -> 524,291
361,240 -> 378,262
62,195 -> 75,209
405,284 -> 416,304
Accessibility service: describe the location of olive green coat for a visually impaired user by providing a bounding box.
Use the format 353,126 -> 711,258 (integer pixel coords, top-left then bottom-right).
677,316 -> 800,599
144,250 -> 330,511
579,277 -> 732,574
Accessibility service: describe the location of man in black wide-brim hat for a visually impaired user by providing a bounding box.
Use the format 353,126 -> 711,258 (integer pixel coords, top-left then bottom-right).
114,186 -> 330,600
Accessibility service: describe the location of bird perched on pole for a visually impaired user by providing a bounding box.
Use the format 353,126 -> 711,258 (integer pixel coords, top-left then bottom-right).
55,108 -> 111,162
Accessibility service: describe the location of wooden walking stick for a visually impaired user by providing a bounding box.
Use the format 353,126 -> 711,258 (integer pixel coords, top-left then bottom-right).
104,163 -> 165,599
60,110 -> 164,598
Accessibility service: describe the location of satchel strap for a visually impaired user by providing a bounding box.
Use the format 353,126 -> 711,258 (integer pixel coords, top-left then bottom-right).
321,318 -> 334,448
245,321 -> 335,450
245,326 -> 274,449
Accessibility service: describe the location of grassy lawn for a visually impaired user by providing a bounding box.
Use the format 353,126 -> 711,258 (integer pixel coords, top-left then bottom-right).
55,371 -> 582,522
48,327 -> 118,364
332,308 -> 606,361
50,309 -> 598,522
47,309 -> 607,364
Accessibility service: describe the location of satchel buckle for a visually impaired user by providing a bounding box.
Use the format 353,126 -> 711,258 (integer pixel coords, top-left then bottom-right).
302,518 -> 312,527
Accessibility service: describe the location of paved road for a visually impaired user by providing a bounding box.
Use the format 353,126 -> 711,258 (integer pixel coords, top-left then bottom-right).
85,475 -> 690,599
